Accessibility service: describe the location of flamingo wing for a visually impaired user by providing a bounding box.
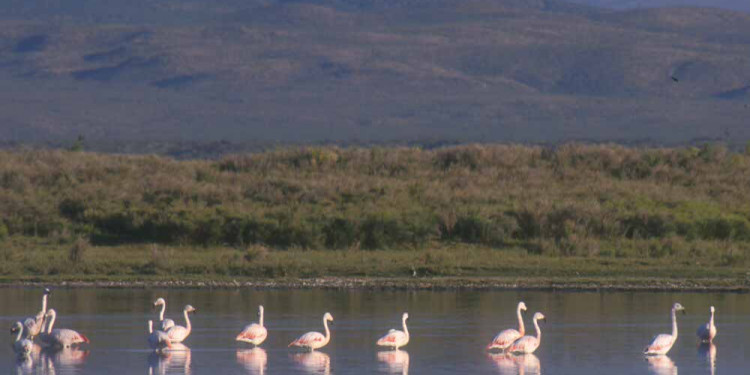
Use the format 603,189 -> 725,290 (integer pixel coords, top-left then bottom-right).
51,328 -> 89,347
644,334 -> 675,355
289,331 -> 325,348
377,329 -> 407,347
508,336 -> 539,354
236,323 -> 268,345
159,319 -> 175,331
23,318 -> 39,338
487,328 -> 522,350
166,325 -> 189,343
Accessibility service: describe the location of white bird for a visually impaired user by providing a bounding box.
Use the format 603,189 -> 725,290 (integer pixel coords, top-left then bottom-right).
38,309 -> 89,348
148,320 -> 172,352
376,312 -> 410,350
165,305 -> 197,343
20,288 -> 50,339
487,302 -> 527,351
236,305 -> 268,346
507,312 -> 546,354
696,306 -> 716,343
288,312 -> 334,351
153,298 -> 175,331
11,321 -> 33,358
644,302 -> 686,355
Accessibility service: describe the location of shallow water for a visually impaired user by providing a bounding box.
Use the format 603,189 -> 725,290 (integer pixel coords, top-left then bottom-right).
2,288 -> 748,374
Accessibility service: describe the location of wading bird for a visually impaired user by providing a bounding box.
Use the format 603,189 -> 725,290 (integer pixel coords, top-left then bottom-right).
236,305 -> 268,347
165,305 -> 197,343
148,320 -> 172,352
289,312 -> 333,351
487,302 -> 527,351
644,303 -> 686,355
696,306 -> 716,343
377,312 -> 410,350
11,321 -> 33,358
153,298 -> 175,331
39,309 -> 89,348
507,312 -> 546,354
19,288 -> 50,339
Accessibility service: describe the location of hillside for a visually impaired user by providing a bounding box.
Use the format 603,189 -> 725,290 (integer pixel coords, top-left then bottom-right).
0,0 -> 749,156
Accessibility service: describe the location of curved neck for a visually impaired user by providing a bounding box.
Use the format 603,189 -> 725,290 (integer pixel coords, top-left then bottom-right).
671,308 -> 678,339
402,316 -> 409,339
47,312 -> 56,333
184,309 -> 192,335
159,303 -> 166,321
15,326 -> 23,342
517,306 -> 525,336
323,318 -> 331,343
259,308 -> 264,327
533,317 -> 542,341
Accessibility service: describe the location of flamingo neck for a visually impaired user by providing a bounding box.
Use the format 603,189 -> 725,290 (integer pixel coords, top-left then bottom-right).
159,303 -> 166,321
41,294 -> 48,314
47,312 -> 56,334
534,317 -> 542,342
671,308 -> 678,339
184,309 -> 192,335
517,305 -> 525,336
323,317 -> 331,344
259,308 -> 264,327
402,316 -> 409,340
709,309 -> 715,329
15,325 -> 23,342
148,320 -> 154,334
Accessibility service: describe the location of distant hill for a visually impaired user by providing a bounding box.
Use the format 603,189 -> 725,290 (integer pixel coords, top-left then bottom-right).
0,0 -> 749,156
568,0 -> 750,13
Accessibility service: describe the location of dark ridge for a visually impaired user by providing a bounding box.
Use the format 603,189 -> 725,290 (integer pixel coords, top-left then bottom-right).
13,34 -> 48,53
151,74 -> 210,89
715,85 -> 750,100
72,57 -> 161,81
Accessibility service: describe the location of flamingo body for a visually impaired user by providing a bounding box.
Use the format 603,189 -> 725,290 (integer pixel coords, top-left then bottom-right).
148,320 -> 172,352
39,309 -> 89,348
508,312 -> 545,354
376,312 -> 409,350
696,306 -> 716,343
166,305 -> 196,343
11,322 -> 33,357
289,312 -> 333,351
487,302 -> 527,351
644,302 -> 685,355
237,306 -> 268,346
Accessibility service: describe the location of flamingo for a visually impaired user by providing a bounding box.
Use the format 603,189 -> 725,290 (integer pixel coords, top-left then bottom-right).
39,309 -> 89,348
288,312 -> 334,351
165,305 -> 197,343
376,312 -> 410,350
236,305 -> 268,346
153,298 -> 175,331
507,312 -> 546,354
696,306 -> 717,343
148,320 -> 172,352
11,321 -> 33,358
19,288 -> 50,339
644,302 -> 686,355
487,302 -> 527,351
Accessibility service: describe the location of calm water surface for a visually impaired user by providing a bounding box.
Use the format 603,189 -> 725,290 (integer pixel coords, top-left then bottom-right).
2,288 -> 748,374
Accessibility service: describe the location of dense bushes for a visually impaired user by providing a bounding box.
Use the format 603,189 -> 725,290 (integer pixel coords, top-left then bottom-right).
1,144 -> 749,259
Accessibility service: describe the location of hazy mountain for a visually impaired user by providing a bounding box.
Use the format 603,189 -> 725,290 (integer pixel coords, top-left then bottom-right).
0,0 -> 749,156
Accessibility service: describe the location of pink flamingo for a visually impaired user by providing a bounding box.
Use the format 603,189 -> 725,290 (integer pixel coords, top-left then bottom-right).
376,312 -> 410,350
507,312 -> 546,354
288,312 -> 333,351
487,302 -> 527,351
644,302 -> 686,355
153,298 -> 175,331
165,305 -> 197,343
236,305 -> 268,347
148,320 -> 172,352
39,309 -> 89,348
696,306 -> 716,343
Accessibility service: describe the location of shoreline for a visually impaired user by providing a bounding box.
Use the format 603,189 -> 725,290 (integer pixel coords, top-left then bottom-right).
1,276 -> 748,292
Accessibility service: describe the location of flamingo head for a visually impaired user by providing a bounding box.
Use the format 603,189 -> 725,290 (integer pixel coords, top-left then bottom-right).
672,303 -> 685,314
45,309 -> 57,319
402,312 -> 409,321
185,305 -> 197,314
258,305 -> 264,316
153,298 -> 166,308
534,312 -> 546,322
518,302 -> 527,311
10,321 -> 22,334
324,312 -> 334,322
709,306 -> 715,314
43,288 -> 51,296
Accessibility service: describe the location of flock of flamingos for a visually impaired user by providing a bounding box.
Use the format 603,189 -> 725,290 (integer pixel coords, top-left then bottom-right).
10,288 -> 718,372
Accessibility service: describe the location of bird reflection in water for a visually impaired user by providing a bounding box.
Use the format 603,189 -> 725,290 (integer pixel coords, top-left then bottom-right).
292,351 -> 331,375
697,343 -> 716,375
488,353 -> 541,375
646,355 -> 678,375
148,343 -> 192,375
236,347 -> 267,375
39,346 -> 90,374
377,350 -> 409,375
